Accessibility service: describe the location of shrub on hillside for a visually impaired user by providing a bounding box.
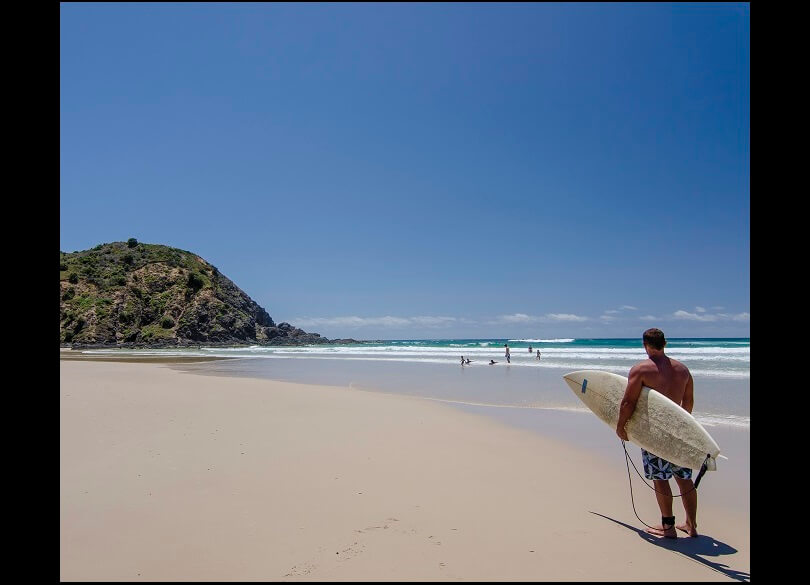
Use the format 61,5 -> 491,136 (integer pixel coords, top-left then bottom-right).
161,316 -> 175,329
68,272 -> 79,284
127,238 -> 138,248
187,272 -> 205,291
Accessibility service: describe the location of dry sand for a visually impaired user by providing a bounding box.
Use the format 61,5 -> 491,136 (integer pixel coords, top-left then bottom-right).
60,359 -> 749,581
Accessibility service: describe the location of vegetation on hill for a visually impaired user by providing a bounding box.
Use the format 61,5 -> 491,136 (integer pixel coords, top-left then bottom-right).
59,240 -> 342,346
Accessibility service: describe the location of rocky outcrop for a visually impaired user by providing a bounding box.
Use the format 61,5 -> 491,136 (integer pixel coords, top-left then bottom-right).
60,241 -> 358,348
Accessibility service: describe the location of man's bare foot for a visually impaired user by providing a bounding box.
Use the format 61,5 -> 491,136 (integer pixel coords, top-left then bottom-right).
645,524 -> 677,538
677,523 -> 698,537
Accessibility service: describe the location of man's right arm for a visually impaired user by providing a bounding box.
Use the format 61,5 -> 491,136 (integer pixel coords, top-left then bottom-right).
616,365 -> 644,441
681,372 -> 694,413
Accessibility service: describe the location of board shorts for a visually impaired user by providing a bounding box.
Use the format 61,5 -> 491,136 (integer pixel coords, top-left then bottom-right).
641,449 -> 692,480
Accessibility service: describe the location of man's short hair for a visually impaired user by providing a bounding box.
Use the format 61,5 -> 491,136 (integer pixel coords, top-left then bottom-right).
643,328 -> 666,350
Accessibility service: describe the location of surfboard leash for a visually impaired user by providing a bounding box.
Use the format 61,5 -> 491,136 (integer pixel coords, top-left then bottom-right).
620,440 -> 710,531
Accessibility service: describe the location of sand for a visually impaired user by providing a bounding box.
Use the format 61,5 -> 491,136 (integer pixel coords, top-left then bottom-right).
60,359 -> 750,581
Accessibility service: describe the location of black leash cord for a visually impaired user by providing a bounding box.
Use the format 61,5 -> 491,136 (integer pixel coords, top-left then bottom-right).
621,440 -> 708,530
622,440 -> 659,531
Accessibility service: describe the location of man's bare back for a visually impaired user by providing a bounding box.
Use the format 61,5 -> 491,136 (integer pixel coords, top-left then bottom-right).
632,356 -> 692,408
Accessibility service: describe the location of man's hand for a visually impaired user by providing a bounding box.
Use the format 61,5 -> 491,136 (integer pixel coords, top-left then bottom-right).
616,423 -> 628,441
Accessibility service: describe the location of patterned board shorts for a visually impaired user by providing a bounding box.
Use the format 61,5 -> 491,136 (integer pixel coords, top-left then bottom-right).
641,449 -> 693,480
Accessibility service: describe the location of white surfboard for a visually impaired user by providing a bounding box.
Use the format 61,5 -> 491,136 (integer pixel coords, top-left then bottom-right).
562,370 -> 721,472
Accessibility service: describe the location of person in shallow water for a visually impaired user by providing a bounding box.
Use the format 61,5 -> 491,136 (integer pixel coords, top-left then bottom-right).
489,359 -> 497,365
616,328 -> 699,539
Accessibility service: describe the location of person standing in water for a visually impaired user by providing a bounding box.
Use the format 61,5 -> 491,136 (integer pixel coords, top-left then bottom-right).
504,344 -> 511,364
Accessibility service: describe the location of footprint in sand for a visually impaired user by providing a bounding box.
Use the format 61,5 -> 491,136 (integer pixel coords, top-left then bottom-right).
284,562 -> 315,576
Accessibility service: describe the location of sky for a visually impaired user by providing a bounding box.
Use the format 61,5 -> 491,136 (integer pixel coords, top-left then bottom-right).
60,2 -> 750,340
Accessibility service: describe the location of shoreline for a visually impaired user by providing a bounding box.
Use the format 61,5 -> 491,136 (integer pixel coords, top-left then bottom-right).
60,359 -> 750,581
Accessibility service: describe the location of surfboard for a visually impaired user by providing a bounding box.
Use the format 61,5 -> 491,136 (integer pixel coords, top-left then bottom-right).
562,370 -> 721,472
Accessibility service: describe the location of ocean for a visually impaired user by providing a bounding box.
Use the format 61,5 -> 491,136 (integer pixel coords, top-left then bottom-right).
79,337 -> 750,430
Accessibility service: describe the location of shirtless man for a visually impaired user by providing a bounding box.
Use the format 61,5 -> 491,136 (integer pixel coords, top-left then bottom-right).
616,328 -> 698,539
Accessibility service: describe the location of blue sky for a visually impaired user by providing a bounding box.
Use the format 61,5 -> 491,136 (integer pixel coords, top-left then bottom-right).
60,3 -> 749,340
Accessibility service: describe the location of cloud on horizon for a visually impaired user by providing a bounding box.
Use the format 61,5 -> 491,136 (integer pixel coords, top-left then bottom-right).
293,309 -> 749,330
672,310 -> 750,322
493,313 -> 590,324
292,315 -> 465,329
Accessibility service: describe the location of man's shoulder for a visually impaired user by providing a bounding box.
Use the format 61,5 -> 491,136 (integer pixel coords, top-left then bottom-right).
668,356 -> 691,372
631,358 -> 655,371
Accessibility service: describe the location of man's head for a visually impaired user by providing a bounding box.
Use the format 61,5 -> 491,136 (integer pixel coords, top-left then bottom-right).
642,328 -> 666,351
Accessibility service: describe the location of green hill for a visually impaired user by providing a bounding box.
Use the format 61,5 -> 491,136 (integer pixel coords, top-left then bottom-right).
59,239 -> 347,347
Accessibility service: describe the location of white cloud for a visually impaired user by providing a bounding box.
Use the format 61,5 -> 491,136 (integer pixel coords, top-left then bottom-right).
294,308 -> 748,331
498,313 -> 538,323
292,315 -> 458,328
672,310 -> 749,323
547,313 -> 589,322
490,313 -> 591,324
620,305 -> 638,311
410,316 -> 460,327
673,310 -> 718,322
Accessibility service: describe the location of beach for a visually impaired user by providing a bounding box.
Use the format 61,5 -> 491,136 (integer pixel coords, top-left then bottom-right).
60,357 -> 749,581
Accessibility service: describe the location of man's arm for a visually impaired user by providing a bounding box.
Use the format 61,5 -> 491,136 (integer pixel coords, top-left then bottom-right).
616,365 -> 644,441
681,372 -> 694,414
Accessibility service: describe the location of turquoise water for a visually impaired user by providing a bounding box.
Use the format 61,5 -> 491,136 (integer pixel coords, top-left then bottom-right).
84,337 -> 749,429
86,337 -> 749,379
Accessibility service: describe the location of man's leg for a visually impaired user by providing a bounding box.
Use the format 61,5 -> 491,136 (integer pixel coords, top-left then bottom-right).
674,476 -> 698,537
645,479 -> 677,538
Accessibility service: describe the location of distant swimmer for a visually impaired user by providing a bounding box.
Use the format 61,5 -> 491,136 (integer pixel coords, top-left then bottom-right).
461,355 -> 465,366
465,358 -> 472,364
528,345 -> 533,352
489,359 -> 498,365
536,350 -> 541,359
504,344 -> 511,364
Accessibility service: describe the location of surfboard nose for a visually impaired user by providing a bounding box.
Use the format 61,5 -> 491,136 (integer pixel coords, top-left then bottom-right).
562,371 -> 589,394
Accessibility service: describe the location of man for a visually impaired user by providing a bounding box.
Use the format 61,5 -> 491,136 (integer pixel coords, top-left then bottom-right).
616,328 -> 698,539
504,343 -> 511,364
